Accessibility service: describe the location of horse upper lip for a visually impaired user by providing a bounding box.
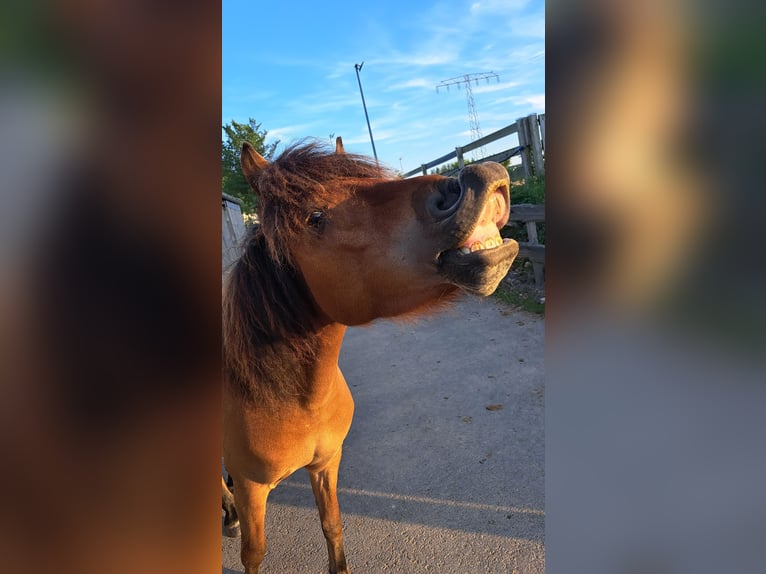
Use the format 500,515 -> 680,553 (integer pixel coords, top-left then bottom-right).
455,186 -> 509,248
438,184 -> 508,254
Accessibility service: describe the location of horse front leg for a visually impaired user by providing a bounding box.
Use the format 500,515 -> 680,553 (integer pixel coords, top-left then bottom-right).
222,475 -> 240,537
232,477 -> 271,574
308,449 -> 350,574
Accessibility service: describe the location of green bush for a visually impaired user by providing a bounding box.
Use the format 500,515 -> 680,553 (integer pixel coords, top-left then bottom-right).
509,174 -> 545,204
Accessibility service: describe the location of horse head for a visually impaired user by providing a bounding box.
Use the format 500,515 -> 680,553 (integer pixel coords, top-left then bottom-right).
240,140 -> 519,326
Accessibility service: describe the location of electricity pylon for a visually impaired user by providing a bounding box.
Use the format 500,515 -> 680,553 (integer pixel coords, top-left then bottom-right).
436,72 -> 499,158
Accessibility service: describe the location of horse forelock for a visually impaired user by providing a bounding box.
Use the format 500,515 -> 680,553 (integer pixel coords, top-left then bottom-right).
254,139 -> 394,263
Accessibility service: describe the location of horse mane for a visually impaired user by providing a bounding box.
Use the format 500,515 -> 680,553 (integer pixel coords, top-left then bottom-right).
224,140 -> 398,404
254,139 -> 395,264
223,227 -> 321,404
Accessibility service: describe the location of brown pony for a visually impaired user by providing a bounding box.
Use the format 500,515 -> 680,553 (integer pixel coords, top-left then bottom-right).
222,137 -> 519,574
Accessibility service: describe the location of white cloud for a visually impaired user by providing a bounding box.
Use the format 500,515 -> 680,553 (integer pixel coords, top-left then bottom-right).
494,93 -> 545,110
290,94 -> 361,115
371,51 -> 457,68
385,78 -> 432,91
471,80 -> 523,94
507,14 -> 545,38
524,94 -> 545,109
470,0 -> 531,14
266,122 -> 322,142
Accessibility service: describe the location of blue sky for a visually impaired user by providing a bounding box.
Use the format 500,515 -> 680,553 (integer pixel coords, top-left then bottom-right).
223,0 -> 544,174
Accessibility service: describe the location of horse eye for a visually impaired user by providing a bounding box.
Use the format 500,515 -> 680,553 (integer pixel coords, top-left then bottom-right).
306,210 -> 325,228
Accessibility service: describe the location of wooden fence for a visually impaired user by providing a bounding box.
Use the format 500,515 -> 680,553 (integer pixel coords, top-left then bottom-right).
222,193 -> 246,273
403,113 -> 545,178
509,203 -> 545,287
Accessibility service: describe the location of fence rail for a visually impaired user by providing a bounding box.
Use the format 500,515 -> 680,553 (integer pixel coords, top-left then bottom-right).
403,113 -> 545,178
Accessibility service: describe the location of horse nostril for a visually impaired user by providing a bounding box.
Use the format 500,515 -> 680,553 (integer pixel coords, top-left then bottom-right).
428,179 -> 464,220
438,188 -> 461,210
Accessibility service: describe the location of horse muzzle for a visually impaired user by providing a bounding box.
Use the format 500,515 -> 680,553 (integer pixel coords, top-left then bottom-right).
432,162 -> 520,295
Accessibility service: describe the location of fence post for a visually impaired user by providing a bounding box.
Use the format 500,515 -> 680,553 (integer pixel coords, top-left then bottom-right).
421,164 -> 428,176
516,117 -> 532,179
222,195 -> 246,273
527,113 -> 545,176
525,220 -> 544,287
538,113 -> 545,151
456,146 -> 465,169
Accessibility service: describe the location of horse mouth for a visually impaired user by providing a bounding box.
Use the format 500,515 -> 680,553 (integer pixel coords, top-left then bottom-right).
437,185 -> 520,295
438,236 -> 519,296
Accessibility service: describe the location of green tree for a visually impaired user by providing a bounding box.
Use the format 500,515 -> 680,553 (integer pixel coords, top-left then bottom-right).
222,119 -> 279,215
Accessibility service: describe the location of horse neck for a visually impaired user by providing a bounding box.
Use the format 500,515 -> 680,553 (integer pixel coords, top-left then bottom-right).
300,321 -> 347,405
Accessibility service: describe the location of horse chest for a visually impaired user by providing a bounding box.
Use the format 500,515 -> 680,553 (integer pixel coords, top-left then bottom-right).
224,374 -> 355,486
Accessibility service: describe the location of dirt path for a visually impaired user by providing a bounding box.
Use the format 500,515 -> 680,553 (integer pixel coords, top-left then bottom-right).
223,294 -> 544,573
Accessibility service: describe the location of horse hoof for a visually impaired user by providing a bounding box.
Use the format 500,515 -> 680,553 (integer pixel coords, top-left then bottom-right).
224,520 -> 241,538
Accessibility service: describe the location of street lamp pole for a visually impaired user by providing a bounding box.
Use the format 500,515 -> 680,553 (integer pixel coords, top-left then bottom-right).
354,62 -> 378,162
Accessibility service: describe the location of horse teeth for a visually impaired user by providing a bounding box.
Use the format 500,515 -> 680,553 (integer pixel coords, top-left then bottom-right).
459,236 -> 504,254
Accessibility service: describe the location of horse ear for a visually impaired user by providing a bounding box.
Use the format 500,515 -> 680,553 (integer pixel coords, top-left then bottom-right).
241,142 -> 270,188
335,136 -> 345,154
